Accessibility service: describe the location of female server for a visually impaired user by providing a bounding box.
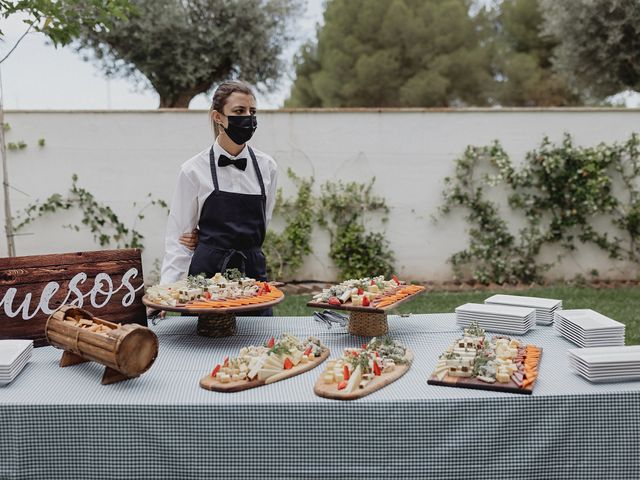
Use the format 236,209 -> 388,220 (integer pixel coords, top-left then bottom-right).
160,81 -> 278,315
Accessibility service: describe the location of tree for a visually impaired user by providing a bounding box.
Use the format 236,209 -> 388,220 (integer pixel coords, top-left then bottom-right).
491,0 -> 582,106
0,0 -> 131,61
541,0 -> 640,98
286,0 -> 586,108
0,0 -> 132,257
286,0 -> 495,108
76,0 -> 302,108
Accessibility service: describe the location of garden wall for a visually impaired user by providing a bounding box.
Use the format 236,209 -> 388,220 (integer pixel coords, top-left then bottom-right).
2,108 -> 640,282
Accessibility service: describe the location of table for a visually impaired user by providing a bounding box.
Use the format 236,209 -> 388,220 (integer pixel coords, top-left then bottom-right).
1,314 -> 639,479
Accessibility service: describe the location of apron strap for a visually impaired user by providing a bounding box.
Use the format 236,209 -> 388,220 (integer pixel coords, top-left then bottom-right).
208,146 -> 220,192
248,146 -> 266,198
219,249 -> 248,275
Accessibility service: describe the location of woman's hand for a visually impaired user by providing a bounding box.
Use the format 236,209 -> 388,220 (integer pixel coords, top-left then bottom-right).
146,307 -> 166,322
179,229 -> 199,251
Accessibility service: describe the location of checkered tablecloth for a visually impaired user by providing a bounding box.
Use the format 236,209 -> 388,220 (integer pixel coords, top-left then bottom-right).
1,314 -> 639,479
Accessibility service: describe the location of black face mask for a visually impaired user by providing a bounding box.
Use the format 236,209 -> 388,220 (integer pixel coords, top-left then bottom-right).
221,114 -> 257,145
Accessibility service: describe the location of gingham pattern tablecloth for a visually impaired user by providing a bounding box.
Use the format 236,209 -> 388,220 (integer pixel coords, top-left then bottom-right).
1,314 -> 639,479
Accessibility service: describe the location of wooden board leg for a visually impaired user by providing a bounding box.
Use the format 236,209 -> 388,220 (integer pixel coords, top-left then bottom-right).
348,311 -> 389,336
59,350 -> 89,368
101,367 -> 132,385
197,313 -> 237,337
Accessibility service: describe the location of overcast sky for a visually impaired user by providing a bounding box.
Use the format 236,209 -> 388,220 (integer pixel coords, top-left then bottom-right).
1,1 -> 638,110
0,0 -> 325,110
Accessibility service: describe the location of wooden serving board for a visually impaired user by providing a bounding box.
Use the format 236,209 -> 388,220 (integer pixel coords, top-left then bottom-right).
307,286 -> 425,314
199,349 -> 330,392
427,348 -> 543,395
142,288 -> 285,315
314,350 -> 414,400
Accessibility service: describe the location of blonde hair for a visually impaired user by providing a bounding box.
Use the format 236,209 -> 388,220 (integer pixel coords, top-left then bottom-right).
210,80 -> 256,137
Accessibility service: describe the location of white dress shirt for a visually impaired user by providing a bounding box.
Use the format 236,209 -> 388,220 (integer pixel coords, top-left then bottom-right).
160,140 -> 278,284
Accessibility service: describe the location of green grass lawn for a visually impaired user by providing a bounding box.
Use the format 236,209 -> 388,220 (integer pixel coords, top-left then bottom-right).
274,285 -> 640,345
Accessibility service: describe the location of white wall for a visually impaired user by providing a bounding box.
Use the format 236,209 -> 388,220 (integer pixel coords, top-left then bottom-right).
2,109 -> 640,282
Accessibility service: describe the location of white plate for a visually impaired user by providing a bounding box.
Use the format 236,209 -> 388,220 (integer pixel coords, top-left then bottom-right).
0,350 -> 32,374
555,322 -> 625,335
556,329 -> 624,346
456,312 -> 535,322
555,310 -> 624,330
572,372 -> 640,383
569,356 -> 640,370
0,355 -> 31,379
569,358 -> 640,372
456,303 -> 536,317
484,294 -> 562,309
568,346 -> 640,364
0,340 -> 33,367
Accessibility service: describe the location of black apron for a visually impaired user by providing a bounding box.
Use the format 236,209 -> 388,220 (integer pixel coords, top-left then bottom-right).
188,145 -> 272,316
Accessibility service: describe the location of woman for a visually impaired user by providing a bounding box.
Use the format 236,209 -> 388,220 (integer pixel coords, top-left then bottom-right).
158,80 -> 278,315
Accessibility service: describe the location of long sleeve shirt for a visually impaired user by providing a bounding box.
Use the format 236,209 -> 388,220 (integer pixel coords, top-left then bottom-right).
160,140 -> 278,284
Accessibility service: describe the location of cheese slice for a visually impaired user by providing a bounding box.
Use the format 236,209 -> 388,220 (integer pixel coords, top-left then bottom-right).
345,365 -> 363,393
264,355 -> 283,369
257,368 -> 282,381
247,355 -> 267,380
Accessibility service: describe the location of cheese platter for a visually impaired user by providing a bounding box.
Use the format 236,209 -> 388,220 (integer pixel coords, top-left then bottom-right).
314,337 -> 413,400
427,322 -> 542,395
307,275 -> 425,336
142,269 -> 285,337
200,333 -> 329,392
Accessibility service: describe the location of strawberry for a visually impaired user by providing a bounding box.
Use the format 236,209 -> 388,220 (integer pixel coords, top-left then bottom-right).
267,337 -> 275,348
328,297 -> 341,306
211,364 -> 221,377
283,358 -> 293,370
362,296 -> 371,307
337,381 -> 348,390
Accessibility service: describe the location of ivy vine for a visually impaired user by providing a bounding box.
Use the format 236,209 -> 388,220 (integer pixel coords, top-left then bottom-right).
318,178 -> 394,280
440,133 -> 640,284
14,174 -> 169,250
264,172 -> 395,280
263,169 -> 315,279
12,170 -> 394,281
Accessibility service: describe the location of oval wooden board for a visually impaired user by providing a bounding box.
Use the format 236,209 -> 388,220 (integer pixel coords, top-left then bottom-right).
313,349 -> 414,400
199,348 -> 331,392
307,286 -> 425,314
142,289 -> 285,315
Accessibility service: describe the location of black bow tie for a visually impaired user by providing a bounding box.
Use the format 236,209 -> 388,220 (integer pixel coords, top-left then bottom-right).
218,154 -> 247,171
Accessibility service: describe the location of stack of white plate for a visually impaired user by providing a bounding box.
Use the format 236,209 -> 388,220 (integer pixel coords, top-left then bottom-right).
455,303 -> 536,335
484,294 -> 562,326
568,346 -> 640,383
0,340 -> 33,385
554,309 -> 625,348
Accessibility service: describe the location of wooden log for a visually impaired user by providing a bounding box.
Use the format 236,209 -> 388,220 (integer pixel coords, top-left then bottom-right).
45,305 -> 158,379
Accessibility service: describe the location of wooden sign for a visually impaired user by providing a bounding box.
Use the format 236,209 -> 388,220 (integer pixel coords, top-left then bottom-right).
0,249 -> 147,346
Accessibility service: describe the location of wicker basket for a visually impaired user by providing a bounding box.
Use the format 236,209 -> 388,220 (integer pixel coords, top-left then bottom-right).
197,313 -> 237,337
347,311 -> 389,336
